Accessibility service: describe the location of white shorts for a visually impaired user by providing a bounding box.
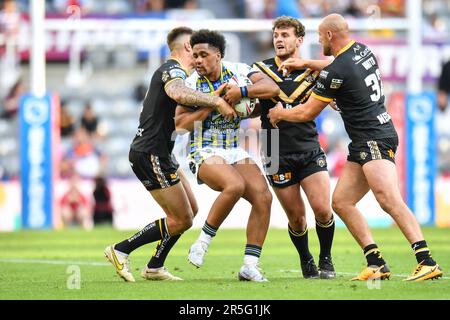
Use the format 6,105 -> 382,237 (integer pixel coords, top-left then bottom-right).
188,147 -> 251,179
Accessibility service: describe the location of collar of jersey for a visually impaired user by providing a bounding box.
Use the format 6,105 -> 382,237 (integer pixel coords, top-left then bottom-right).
168,57 -> 189,75
335,40 -> 356,58
202,63 -> 226,94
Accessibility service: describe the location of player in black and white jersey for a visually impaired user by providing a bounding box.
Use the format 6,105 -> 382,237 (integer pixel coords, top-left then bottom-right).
268,14 -> 443,282
104,27 -> 236,282
253,16 -> 336,279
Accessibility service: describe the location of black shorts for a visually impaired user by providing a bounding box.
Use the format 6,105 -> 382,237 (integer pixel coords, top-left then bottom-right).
347,136 -> 398,165
129,149 -> 180,191
264,148 -> 328,188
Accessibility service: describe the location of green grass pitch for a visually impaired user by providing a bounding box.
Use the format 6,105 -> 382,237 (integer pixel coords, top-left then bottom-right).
0,226 -> 448,300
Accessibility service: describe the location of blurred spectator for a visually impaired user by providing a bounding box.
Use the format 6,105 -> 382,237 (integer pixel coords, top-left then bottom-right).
437,60 -> 450,112
60,100 -> 76,137
0,0 -> 20,41
165,0 -> 197,10
60,174 -> 93,230
61,127 -> 107,178
343,0 -> 364,18
133,0 -> 164,12
1,77 -> 23,119
80,102 -> 98,136
92,175 -> 114,226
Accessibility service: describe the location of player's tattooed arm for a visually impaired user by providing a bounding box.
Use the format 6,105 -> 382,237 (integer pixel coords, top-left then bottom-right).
165,79 -> 236,119
165,78 -> 217,108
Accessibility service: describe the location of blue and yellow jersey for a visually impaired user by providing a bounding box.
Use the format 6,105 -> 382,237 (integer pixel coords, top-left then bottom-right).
185,61 -> 259,158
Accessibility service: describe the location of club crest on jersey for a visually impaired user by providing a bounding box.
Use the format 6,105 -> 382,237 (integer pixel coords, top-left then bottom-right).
330,79 -> 343,89
305,74 -> 315,83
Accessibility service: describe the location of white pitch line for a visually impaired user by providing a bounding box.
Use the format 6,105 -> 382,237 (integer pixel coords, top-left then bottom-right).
278,269 -> 449,280
0,258 -> 109,267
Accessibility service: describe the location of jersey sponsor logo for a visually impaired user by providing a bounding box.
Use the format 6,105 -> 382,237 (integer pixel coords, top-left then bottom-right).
330,78 -> 343,89
388,149 -> 395,159
272,172 -> 292,183
362,57 -> 376,70
136,128 -> 144,137
170,173 -> 179,181
377,111 -> 392,124
319,70 -> 329,79
352,47 -> 372,62
162,70 -> 170,82
360,152 -> 368,160
169,68 -> 186,80
315,81 -> 325,89
353,44 -> 362,52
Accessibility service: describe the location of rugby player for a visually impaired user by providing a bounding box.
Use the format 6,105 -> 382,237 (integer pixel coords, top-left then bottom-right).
268,14 -> 443,281
104,27 -> 236,282
175,29 -> 279,282
252,16 -> 336,279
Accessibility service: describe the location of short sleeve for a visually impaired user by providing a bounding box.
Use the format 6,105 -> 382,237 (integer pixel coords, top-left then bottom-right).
311,67 -> 343,103
162,62 -> 188,88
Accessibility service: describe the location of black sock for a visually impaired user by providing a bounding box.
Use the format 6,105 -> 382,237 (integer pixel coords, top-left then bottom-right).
245,244 -> 262,259
147,234 -> 182,269
202,221 -> 218,238
288,224 -> 313,263
315,216 -> 335,260
363,244 -> 386,267
412,240 -> 436,266
114,218 -> 169,255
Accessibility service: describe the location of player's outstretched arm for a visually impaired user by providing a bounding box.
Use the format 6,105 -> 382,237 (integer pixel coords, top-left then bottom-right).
247,72 -> 280,99
278,58 -> 331,75
267,96 -> 328,128
222,72 -> 279,105
174,105 -> 212,133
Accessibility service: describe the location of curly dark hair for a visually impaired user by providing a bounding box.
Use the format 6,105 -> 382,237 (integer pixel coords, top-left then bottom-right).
190,29 -> 226,58
272,16 -> 305,37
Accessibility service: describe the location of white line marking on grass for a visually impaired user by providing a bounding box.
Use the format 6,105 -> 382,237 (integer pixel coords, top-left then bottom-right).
278,269 -> 449,279
0,258 -> 109,267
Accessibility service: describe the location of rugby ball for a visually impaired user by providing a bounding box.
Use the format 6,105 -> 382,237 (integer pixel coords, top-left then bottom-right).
227,74 -> 258,119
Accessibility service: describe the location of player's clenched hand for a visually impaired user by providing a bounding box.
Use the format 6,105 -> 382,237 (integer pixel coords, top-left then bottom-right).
278,58 -> 307,76
223,83 -> 242,105
214,83 -> 237,120
267,102 -> 284,128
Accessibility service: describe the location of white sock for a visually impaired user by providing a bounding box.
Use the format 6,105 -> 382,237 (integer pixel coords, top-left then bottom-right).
198,230 -> 213,246
244,255 -> 259,266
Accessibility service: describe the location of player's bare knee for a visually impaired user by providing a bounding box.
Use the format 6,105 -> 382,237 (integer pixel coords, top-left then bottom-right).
314,207 -> 332,223
256,188 -> 272,207
178,214 -> 193,232
224,180 -> 245,199
373,190 -> 396,213
289,215 -> 307,231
